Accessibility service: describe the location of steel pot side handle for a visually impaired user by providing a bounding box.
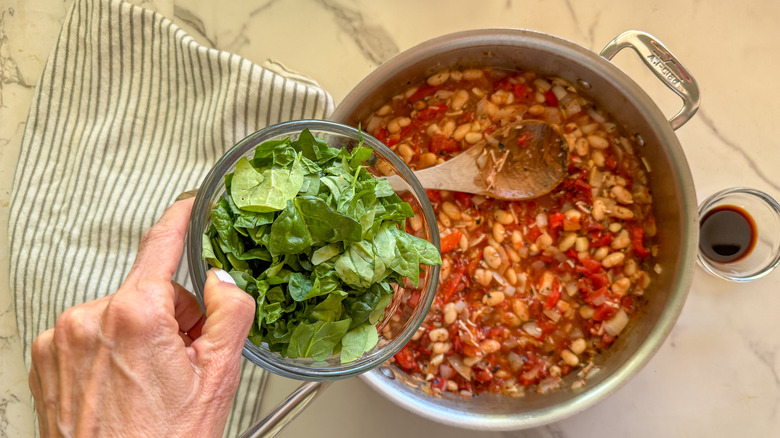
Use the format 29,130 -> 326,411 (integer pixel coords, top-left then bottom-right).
239,381 -> 332,438
600,30 -> 701,130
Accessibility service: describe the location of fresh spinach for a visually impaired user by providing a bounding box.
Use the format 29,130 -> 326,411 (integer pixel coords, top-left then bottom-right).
202,129 -> 441,363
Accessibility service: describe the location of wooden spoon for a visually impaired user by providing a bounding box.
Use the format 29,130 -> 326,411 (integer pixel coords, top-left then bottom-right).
388,120 -> 570,200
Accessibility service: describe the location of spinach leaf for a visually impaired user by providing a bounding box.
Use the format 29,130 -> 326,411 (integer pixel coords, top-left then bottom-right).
287,319 -> 351,361
295,196 -> 362,243
340,323 -> 380,363
203,128 -> 441,363
268,201 -> 313,256
308,290 -> 347,322
231,155 -> 304,213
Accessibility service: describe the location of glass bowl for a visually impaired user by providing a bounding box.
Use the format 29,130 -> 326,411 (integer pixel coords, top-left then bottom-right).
697,187 -> 780,282
186,120 -> 440,381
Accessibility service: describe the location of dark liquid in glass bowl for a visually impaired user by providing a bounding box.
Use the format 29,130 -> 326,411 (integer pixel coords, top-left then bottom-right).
699,205 -> 757,263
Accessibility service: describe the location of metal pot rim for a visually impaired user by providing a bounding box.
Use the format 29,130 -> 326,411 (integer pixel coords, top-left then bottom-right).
333,28 -> 697,430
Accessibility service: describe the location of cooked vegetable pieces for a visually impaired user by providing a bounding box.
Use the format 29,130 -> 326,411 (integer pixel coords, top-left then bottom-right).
202,129 -> 441,363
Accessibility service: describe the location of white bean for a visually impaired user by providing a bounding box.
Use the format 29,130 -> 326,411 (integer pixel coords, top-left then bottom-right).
443,302 -> 458,324
462,69 -> 484,80
561,349 -> 580,367
428,327 -> 449,342
482,290 -> 505,306
601,251 -> 625,268
427,71 -> 450,86
558,232 -> 578,252
480,339 -> 501,354
611,185 -> 634,204
494,209 -> 515,225
570,338 -> 587,355
587,134 -> 609,149
441,201 -> 461,220
611,229 -> 630,250
453,123 -> 471,141
483,245 -> 502,269
450,89 -> 469,111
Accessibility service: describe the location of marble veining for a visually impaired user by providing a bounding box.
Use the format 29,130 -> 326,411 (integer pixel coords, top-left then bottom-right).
0,9 -> 34,97
696,109 -> 780,192
316,0 -> 398,65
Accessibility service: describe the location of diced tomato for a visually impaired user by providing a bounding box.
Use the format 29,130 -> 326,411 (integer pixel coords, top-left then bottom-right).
493,77 -> 513,91
526,225 -> 542,243
544,89 -> 559,106
429,134 -> 460,154
600,334 -> 616,348
590,232 -> 613,247
431,377 -> 447,391
394,347 -> 418,373
516,131 -> 533,148
621,295 -> 636,314
605,156 -> 617,170
578,256 -> 602,274
440,230 -> 463,253
438,265 -> 466,303
461,343 -> 481,358
453,191 -> 473,208
416,104 -> 448,122
592,304 -> 618,321
544,277 -> 562,310
407,291 -> 421,307
474,367 -> 494,382
631,226 -> 650,258
548,211 -> 565,230
512,83 -> 535,103
458,110 -> 475,123
373,127 -> 388,145
584,287 -> 611,307
425,190 -> 442,204
407,85 -> 437,103
588,271 -> 610,289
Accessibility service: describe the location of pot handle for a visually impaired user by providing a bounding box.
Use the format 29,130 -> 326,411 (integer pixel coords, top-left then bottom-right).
600,30 -> 700,130
239,381 -> 332,438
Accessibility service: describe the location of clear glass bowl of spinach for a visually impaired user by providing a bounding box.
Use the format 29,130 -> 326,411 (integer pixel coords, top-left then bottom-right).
186,120 -> 441,381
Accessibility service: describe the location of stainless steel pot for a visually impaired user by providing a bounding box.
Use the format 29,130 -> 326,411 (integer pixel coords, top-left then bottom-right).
327,29 -> 700,430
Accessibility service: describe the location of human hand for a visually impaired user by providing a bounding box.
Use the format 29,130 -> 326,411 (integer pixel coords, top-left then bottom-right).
28,198 -> 256,437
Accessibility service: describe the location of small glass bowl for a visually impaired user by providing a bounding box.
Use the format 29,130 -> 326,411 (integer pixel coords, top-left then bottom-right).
697,187 -> 780,282
186,120 -> 440,381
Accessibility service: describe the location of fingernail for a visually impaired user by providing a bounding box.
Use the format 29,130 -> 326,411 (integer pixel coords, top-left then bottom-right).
212,268 -> 237,285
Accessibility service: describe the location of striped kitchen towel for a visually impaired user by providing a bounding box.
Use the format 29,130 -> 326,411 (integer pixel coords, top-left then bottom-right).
7,0 -> 333,435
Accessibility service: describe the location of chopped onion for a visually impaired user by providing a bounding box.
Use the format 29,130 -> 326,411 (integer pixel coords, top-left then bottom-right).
507,352 -> 524,371
543,309 -> 562,322
492,271 -> 507,286
471,195 -> 487,206
447,355 -> 474,381
536,212 -> 548,228
552,84 -> 568,101
522,321 -> 543,338
533,78 -> 552,92
439,363 -> 455,380
587,107 -> 608,124
603,309 -> 629,336
564,98 -> 582,117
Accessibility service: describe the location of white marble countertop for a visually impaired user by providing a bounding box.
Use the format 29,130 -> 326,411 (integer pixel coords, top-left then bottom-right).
2,0 -> 779,437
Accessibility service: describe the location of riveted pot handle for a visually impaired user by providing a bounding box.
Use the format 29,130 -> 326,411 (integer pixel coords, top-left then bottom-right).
600,30 -> 700,130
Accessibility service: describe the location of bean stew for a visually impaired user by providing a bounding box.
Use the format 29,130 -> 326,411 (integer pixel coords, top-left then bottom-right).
365,67 -> 660,398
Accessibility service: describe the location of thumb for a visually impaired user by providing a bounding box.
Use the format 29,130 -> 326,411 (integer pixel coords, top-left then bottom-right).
193,269 -> 256,371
